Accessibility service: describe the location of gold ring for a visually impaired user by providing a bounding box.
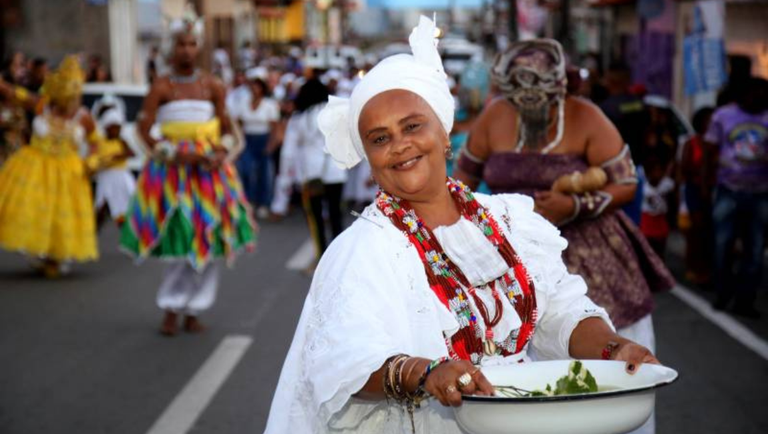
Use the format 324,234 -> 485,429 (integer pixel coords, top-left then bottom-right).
458,373 -> 472,388
446,385 -> 458,394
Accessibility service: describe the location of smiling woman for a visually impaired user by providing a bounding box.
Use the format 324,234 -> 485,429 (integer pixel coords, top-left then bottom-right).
264,16 -> 660,434
358,90 -> 460,226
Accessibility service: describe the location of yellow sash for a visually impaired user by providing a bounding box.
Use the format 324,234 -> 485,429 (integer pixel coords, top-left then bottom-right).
160,119 -> 221,152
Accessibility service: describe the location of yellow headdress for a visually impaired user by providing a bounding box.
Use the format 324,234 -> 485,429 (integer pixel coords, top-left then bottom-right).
41,55 -> 85,107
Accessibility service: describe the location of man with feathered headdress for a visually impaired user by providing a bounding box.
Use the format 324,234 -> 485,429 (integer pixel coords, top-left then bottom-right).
120,3 -> 256,336
0,55 -> 102,277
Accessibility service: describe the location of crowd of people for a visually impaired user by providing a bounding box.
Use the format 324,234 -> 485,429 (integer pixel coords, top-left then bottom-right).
0,8 -> 765,434
567,59 -> 768,319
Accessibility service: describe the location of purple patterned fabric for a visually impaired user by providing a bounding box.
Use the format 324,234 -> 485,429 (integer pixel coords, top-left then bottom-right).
484,152 -> 675,328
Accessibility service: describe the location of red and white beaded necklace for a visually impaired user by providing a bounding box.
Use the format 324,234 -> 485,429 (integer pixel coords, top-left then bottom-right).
376,178 -> 538,364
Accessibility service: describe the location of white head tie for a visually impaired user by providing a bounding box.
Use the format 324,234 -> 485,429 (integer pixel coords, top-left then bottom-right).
162,3 -> 204,57
100,108 -> 125,128
317,15 -> 454,169
246,66 -> 268,81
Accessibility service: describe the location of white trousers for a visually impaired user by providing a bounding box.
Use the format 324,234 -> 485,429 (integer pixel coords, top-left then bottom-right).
270,172 -> 293,216
156,262 -> 219,315
94,168 -> 136,218
617,314 -> 656,434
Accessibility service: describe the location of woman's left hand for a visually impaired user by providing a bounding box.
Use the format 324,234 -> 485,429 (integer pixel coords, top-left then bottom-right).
611,342 -> 660,375
205,147 -> 228,171
534,191 -> 575,225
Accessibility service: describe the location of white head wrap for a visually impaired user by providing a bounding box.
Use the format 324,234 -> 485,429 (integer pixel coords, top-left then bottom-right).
246,66 -> 269,81
162,3 -> 204,57
322,69 -> 343,84
100,108 -> 125,128
317,15 -> 454,169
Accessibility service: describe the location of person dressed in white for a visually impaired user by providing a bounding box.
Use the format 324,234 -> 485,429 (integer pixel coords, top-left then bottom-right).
234,66 -> 280,218
332,68 -> 378,212
212,43 -> 233,87
226,69 -> 249,118
92,108 -> 136,228
281,78 -> 347,258
264,16 -> 659,434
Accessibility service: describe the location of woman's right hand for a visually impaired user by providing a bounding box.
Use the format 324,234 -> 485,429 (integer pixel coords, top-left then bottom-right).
175,152 -> 210,167
423,360 -> 495,407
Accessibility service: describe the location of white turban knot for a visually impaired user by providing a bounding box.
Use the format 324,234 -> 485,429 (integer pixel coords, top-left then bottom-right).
317,15 -> 455,169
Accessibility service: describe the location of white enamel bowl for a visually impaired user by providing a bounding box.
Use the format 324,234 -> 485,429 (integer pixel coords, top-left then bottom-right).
454,360 -> 678,434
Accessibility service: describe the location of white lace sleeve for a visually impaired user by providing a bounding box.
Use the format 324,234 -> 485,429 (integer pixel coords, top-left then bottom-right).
265,221 -> 416,433
483,193 -> 614,360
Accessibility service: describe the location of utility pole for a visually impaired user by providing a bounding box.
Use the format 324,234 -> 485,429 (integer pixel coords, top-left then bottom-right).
508,0 -> 518,42
338,0 -> 346,43
558,0 -> 573,57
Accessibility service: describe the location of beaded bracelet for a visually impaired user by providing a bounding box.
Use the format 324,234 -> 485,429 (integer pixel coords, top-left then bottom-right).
154,140 -> 177,162
393,356 -> 408,399
417,356 -> 451,390
382,354 -> 409,402
602,341 -> 620,360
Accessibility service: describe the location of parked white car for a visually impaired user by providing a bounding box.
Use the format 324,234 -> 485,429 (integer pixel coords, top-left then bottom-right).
304,45 -> 364,70
439,36 -> 484,76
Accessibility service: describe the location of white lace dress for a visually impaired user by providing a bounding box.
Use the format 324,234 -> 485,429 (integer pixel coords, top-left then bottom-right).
264,193 -> 613,434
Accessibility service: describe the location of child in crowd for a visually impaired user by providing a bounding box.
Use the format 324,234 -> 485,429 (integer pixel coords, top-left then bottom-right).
640,149 -> 675,258
89,108 -> 135,229
680,107 -> 714,284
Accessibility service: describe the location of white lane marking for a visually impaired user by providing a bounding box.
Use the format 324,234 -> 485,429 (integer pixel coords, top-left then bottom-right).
146,335 -> 253,434
671,285 -> 768,361
286,238 -> 315,271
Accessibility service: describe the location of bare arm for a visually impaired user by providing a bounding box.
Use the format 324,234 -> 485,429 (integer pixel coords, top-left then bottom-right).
0,78 -> 40,112
209,76 -> 231,136
569,317 -> 658,373
80,111 -> 98,148
534,99 -> 637,225
120,138 -> 135,158
355,356 -> 494,407
266,120 -> 281,154
138,79 -> 167,150
453,101 -> 503,190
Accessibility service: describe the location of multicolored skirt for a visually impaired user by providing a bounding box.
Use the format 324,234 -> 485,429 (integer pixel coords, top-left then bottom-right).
120,139 -> 257,271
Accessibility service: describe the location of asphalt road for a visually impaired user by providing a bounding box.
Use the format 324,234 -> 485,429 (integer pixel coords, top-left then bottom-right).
0,212 -> 766,434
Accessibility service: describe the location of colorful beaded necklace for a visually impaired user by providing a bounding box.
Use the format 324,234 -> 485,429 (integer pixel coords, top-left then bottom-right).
376,178 -> 538,364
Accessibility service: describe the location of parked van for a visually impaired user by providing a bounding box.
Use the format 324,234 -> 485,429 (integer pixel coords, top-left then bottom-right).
304,45 -> 364,70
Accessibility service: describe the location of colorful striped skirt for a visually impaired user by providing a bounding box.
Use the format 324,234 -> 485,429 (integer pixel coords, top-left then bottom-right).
120,140 -> 257,271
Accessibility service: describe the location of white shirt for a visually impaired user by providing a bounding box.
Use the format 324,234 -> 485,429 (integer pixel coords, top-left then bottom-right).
235,96 -> 279,135
264,193 -> 612,434
282,104 -> 347,184
641,176 -> 674,216
225,85 -> 249,118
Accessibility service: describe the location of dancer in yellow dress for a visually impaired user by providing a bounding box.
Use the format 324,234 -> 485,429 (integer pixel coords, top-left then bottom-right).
0,55 -> 100,277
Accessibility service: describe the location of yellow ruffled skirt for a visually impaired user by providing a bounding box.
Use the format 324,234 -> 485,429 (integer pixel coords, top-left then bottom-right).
0,146 -> 98,262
